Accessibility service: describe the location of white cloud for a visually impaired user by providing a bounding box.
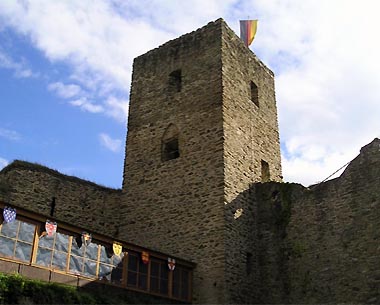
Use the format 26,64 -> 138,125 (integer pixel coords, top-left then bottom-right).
0,157 -> 9,170
282,145 -> 357,186
48,82 -> 82,99
0,1 -> 172,93
68,95 -> 129,120
105,96 -> 129,123
231,0 -> 380,185
0,49 -> 36,78
99,133 -> 122,153
0,0 -> 379,185
0,127 -> 21,141
0,0 -> 236,93
69,98 -> 104,113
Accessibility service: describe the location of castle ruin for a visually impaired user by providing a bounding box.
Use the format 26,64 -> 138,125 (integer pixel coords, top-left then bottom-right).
0,19 -> 379,304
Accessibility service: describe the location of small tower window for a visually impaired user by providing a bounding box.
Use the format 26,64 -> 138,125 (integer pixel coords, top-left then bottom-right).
261,160 -> 270,182
162,124 -> 180,162
169,69 -> 182,93
163,138 -> 179,161
250,81 -> 259,107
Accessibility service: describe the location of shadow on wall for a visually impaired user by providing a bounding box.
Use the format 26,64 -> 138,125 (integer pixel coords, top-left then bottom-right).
225,138 -> 380,304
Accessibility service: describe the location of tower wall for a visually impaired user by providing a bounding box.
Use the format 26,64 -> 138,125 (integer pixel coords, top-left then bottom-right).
120,19 -> 282,304
120,20 -> 226,303
221,23 -> 282,303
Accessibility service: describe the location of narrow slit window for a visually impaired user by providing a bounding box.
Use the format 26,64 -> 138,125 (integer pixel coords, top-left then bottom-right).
162,124 -> 180,162
169,69 -> 182,93
261,160 -> 270,182
50,197 -> 56,217
162,138 -> 179,161
250,81 -> 259,107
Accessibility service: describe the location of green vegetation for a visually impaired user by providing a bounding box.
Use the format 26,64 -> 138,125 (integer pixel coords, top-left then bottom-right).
270,183 -> 293,236
0,273 -> 179,304
0,273 -> 96,304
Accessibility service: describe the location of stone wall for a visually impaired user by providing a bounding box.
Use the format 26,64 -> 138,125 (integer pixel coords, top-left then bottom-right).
0,160 -> 121,236
220,22 -> 282,303
120,19 -> 283,304
120,20 -> 226,304
252,138 -> 380,304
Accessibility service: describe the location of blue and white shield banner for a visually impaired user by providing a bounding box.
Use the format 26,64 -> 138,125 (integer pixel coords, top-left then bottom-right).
45,220 -> 57,237
3,206 -> 16,223
168,257 -> 176,271
81,232 -> 92,246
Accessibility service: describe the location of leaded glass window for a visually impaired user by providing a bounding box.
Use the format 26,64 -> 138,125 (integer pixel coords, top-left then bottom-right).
150,259 -> 169,295
0,219 -> 35,263
127,252 -> 148,291
173,266 -> 190,301
36,231 -> 70,271
69,238 -> 99,277
0,208 -> 193,302
98,245 -> 124,284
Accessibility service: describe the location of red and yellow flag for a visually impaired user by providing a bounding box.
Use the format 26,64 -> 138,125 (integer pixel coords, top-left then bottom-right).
240,20 -> 258,47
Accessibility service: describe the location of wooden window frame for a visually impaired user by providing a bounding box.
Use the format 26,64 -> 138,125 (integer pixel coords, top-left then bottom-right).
0,205 -> 193,302
0,218 -> 38,264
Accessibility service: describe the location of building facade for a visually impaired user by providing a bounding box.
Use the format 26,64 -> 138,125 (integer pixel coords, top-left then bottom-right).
1,19 -> 380,304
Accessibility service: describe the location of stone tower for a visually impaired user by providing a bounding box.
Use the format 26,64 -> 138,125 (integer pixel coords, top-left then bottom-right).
120,19 -> 281,304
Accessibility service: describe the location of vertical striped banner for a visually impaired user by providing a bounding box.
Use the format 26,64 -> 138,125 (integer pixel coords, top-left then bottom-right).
240,20 -> 258,47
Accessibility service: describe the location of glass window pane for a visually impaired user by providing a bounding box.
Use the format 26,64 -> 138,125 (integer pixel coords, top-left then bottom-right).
1,221 -> 18,238
173,268 -> 180,282
0,236 -> 15,257
151,261 -> 159,277
111,267 -> 123,285
54,233 -> 69,252
38,235 -> 54,249
36,248 -> 52,267
85,243 -> 98,260
113,252 -> 123,266
18,222 -> 35,242
173,281 -> 179,298
128,255 -> 138,272
127,272 -> 137,287
150,277 -> 159,292
52,251 -> 67,270
83,259 -> 97,277
182,270 -> 189,284
181,284 -> 189,299
139,260 -> 148,274
71,239 -> 84,257
161,264 -> 169,279
100,246 -> 113,263
173,268 -> 180,298
14,241 -> 32,262
181,270 -> 189,300
99,264 -> 112,281
160,279 -> 168,295
181,288 -> 188,300
138,274 -> 147,290
69,255 -> 83,274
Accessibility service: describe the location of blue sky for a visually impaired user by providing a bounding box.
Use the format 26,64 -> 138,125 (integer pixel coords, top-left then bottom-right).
1,0 -> 379,188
